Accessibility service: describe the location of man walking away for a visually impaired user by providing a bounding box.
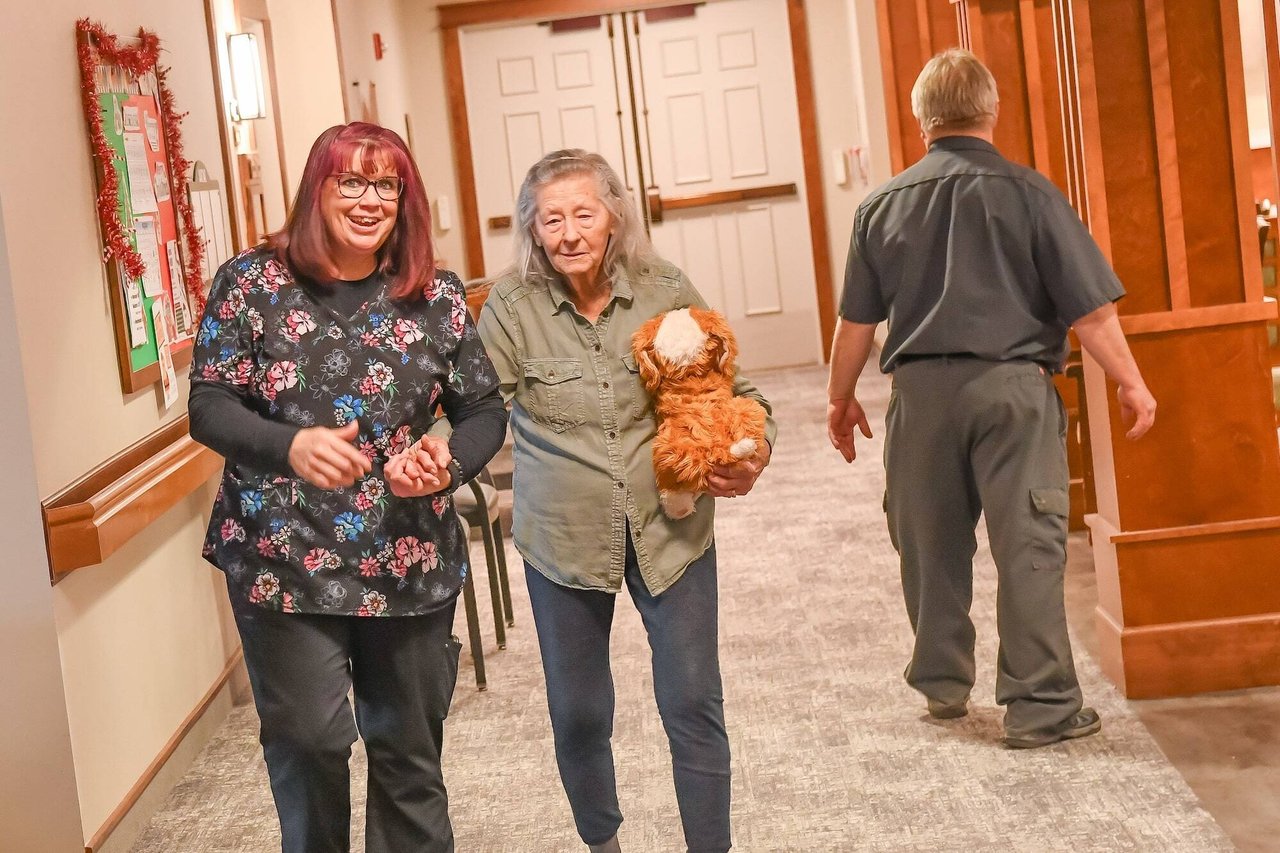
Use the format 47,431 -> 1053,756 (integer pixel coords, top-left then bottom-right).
826,48 -> 1156,749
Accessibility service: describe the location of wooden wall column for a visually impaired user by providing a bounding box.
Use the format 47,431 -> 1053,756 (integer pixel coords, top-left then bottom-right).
958,0 -> 1096,530
1061,0 -> 1280,697
875,0 -> 961,171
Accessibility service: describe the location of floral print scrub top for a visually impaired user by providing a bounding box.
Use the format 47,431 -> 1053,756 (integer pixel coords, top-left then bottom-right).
191,247 -> 499,617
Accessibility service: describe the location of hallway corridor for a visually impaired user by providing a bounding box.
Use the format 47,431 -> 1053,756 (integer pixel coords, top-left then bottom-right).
132,365 -> 1255,851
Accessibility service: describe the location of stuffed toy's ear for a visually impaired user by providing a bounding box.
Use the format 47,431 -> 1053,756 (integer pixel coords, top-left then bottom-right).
631,313 -> 666,390
693,308 -> 739,374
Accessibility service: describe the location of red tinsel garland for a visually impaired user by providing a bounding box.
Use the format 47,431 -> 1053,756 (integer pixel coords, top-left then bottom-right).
76,19 -> 206,313
154,63 -> 207,313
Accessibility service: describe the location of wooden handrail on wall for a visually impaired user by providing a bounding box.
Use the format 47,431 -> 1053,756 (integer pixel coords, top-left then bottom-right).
660,182 -> 797,212
41,415 -> 222,583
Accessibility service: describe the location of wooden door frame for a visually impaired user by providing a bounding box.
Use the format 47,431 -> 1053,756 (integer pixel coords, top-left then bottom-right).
440,0 -> 837,359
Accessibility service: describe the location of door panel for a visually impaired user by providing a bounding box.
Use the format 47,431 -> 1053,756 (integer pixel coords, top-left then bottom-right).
634,0 -> 821,368
460,0 -> 821,370
461,20 -> 632,271
723,86 -> 768,177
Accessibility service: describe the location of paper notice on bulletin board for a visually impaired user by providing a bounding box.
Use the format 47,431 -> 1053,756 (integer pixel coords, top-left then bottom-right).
123,132 -> 158,214
125,279 -> 148,348
134,216 -> 164,297
153,300 -> 178,410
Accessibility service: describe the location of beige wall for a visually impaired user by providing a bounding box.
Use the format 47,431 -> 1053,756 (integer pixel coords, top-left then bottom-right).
400,2 -> 469,274
804,0 -> 883,307
1239,0 -> 1273,150
0,202 -> 86,853
266,0 -> 347,201
333,0 -> 414,142
334,0 -> 471,268
847,0 -> 893,187
0,0 -> 240,844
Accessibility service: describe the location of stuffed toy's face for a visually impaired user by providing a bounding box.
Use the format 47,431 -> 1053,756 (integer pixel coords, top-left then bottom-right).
634,307 -> 739,388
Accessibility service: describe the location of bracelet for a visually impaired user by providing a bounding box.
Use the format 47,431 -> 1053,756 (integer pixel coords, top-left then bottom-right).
441,457 -> 465,496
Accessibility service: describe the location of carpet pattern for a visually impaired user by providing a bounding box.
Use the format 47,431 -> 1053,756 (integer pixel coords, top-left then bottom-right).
131,366 -> 1232,852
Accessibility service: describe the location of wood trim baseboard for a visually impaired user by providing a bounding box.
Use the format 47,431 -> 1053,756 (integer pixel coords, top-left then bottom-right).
84,649 -> 245,853
1097,607 -> 1280,699
42,416 -> 223,582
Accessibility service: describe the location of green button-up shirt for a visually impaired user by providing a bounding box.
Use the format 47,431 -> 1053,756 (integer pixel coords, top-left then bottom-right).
478,261 -> 777,595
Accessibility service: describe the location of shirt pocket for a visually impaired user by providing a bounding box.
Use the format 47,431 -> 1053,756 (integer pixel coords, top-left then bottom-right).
522,358 -> 587,432
621,351 -> 653,421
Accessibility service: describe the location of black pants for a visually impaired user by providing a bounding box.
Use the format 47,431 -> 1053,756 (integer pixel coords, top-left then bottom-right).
231,595 -> 461,853
525,541 -> 731,852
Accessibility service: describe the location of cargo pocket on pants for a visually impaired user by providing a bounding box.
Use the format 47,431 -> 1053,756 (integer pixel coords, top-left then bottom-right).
435,634 -> 462,719
1029,487 -> 1070,571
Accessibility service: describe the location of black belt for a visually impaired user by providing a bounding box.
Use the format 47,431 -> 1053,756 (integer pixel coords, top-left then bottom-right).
895,353 -> 983,364
896,353 -> 1059,373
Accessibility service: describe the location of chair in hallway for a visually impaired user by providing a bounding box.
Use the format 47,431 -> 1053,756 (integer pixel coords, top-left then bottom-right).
455,514 -> 488,691
453,469 -> 514,690
454,470 -> 514,642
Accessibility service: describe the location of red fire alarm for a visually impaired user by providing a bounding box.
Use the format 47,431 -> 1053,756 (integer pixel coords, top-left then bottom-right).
373,33 -> 385,60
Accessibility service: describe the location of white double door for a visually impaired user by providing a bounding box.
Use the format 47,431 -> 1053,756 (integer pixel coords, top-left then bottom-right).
459,0 -> 823,370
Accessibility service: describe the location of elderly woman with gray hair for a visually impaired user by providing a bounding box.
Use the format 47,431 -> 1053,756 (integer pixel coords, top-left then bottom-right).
478,149 -> 776,852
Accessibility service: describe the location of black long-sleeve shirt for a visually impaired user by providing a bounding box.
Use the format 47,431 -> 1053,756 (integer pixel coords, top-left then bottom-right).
189,270 -> 507,486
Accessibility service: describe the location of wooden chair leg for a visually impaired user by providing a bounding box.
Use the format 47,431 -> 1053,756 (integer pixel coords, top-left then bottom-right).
492,518 -> 514,627
476,512 -> 507,650
461,572 -> 486,691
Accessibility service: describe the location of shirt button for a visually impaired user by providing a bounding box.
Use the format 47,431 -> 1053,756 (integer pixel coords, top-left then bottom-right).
602,381 -> 610,389
615,480 -> 624,489
548,369 -> 556,377
608,431 -> 617,440
594,344 -> 602,353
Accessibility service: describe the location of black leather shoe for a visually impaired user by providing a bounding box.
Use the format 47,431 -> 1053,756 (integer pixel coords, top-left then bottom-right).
1003,707 -> 1102,749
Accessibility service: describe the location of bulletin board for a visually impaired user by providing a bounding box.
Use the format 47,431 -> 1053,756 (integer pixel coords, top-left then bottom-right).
76,19 -> 206,399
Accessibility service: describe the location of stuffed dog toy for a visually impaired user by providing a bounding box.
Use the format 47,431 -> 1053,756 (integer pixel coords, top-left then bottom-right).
632,307 -> 767,519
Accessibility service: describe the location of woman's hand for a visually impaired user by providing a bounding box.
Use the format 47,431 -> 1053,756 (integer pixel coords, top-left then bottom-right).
288,421 -> 372,489
706,440 -> 771,499
386,435 -> 454,498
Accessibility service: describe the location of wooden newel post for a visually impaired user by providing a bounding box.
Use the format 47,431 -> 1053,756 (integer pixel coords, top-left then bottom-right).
1061,0 -> 1280,697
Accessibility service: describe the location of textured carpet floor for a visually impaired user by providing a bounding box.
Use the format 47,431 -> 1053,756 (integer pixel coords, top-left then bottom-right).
131,366 -> 1232,852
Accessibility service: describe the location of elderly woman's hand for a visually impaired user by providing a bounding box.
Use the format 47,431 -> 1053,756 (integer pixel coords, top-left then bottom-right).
288,421 -> 373,489
386,436 -> 454,498
706,441 -> 771,499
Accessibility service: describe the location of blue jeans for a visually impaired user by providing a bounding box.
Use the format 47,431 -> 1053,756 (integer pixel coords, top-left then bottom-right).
231,596 -> 460,853
525,540 -> 731,852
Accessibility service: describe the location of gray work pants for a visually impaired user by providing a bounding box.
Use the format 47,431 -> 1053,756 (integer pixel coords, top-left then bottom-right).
884,356 -> 1084,737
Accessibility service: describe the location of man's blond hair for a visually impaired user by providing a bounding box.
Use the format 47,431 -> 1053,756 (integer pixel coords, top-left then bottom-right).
910,48 -> 998,133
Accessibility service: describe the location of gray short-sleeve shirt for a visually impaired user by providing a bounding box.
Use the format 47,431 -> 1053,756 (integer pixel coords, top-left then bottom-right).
840,136 -> 1125,372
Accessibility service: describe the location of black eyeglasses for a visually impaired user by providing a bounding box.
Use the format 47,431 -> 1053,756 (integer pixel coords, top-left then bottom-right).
333,172 -> 405,201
